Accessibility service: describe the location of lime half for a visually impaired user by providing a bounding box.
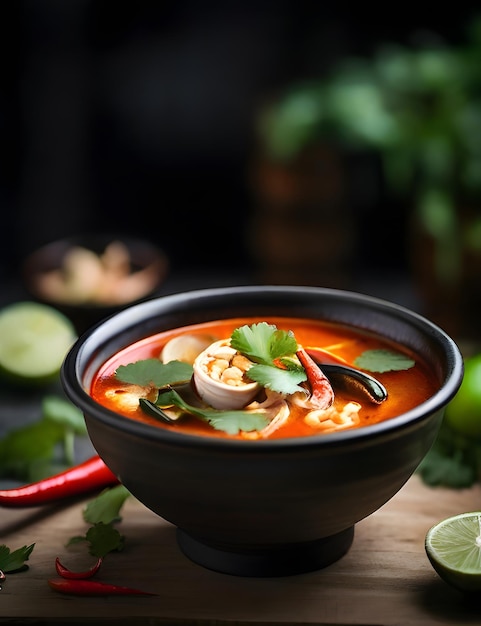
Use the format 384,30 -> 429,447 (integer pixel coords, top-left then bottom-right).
425,511 -> 481,592
0,301 -> 76,385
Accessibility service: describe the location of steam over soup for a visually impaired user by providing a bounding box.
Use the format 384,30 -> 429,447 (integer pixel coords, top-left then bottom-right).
90,317 -> 439,440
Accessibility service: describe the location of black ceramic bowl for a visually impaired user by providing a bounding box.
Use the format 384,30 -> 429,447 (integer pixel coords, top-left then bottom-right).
22,234 -> 168,334
61,286 -> 463,577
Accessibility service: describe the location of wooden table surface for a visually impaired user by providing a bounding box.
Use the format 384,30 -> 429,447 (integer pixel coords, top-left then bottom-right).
0,474 -> 480,625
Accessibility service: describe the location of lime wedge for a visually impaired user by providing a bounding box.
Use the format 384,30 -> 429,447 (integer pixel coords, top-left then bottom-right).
0,301 -> 77,386
425,511 -> 481,592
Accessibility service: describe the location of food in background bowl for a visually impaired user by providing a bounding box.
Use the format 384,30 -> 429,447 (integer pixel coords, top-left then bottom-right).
23,235 -> 168,333
34,240 -> 158,306
61,286 -> 463,576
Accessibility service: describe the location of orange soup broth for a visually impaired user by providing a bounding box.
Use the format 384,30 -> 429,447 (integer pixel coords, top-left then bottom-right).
91,316 -> 439,440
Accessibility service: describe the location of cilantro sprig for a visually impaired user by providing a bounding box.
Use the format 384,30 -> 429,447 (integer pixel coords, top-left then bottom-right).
67,484 -> 131,557
230,322 -> 298,364
0,543 -> 35,574
231,323 -> 306,394
155,387 -> 269,435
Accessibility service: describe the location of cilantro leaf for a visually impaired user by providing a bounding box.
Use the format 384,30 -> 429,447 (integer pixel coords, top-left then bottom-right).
231,323 -> 298,365
85,522 -> 124,557
0,543 -> 35,573
417,420 -> 480,488
247,363 -> 306,394
157,388 -> 269,435
0,394 -> 89,481
67,486 -> 130,558
42,395 -> 88,466
354,349 -> 415,373
115,359 -> 193,387
83,484 -> 131,525
42,395 -> 87,435
206,411 -> 271,435
417,447 -> 476,488
229,323 -> 304,396
0,418 -> 65,481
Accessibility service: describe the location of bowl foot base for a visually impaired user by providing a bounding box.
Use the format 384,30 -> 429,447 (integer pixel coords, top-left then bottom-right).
176,526 -> 354,577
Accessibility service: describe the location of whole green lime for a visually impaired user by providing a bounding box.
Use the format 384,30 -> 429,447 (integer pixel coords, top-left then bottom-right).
444,353 -> 481,439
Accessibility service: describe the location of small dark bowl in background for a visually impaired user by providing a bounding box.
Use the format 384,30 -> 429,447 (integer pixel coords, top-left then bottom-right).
22,234 -> 168,334
61,286 -> 463,577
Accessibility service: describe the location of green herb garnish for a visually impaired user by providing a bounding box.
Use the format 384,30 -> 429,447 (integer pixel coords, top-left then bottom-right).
231,322 -> 298,364
0,395 -> 87,481
67,484 -> 131,557
156,388 -> 269,435
417,419 -> 481,488
245,363 -> 306,394
354,349 -> 415,373
115,359 -> 193,387
83,484 -> 131,526
0,543 -> 35,573
231,322 -> 306,394
83,522 -> 125,558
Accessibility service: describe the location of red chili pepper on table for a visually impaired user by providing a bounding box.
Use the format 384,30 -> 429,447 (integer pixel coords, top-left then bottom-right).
0,456 -> 119,507
48,578 -> 156,596
297,347 -> 334,409
55,556 -> 103,579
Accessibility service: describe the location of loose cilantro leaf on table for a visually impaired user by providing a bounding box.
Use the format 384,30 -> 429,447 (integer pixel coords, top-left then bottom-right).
0,543 -> 35,573
83,484 -> 131,525
354,349 -> 415,373
67,522 -> 125,558
67,485 -> 130,557
85,523 -> 125,558
115,359 -> 193,387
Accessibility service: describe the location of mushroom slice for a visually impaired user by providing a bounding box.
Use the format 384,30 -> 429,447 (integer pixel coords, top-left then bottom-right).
104,384 -> 156,412
161,334 -> 217,365
193,339 -> 260,409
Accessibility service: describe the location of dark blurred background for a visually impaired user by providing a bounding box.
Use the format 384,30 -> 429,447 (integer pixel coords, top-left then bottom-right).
1,1 -> 479,297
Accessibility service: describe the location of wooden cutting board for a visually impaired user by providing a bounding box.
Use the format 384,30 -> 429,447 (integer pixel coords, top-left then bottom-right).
0,474 -> 480,625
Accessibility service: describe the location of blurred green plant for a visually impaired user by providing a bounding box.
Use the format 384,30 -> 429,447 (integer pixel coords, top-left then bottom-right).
258,19 -> 481,284
0,395 -> 87,482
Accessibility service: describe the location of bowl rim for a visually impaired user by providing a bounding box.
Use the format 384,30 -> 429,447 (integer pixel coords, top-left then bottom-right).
61,285 -> 464,452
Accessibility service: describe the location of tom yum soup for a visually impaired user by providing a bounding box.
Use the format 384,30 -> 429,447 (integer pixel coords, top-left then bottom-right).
91,317 -> 439,440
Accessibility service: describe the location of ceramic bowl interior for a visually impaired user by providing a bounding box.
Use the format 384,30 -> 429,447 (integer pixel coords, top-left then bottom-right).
22,233 -> 168,333
61,286 -> 463,577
